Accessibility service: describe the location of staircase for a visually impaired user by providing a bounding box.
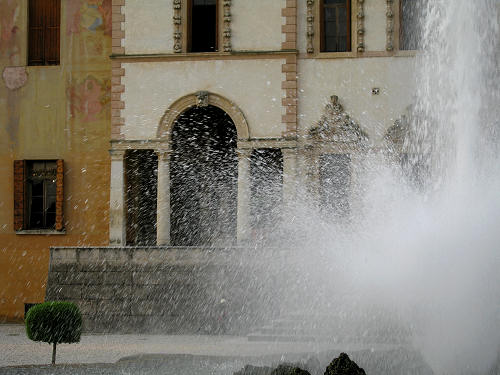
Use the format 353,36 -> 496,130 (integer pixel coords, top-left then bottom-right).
248,312 -> 412,344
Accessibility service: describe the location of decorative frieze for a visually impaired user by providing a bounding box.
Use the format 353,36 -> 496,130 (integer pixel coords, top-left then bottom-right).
386,0 -> 395,51
223,0 -> 232,52
357,0 -> 365,52
173,0 -> 182,53
306,0 -> 314,53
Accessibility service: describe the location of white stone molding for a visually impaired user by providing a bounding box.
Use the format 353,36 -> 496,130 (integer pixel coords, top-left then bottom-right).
223,0 -> 232,52
156,150 -> 172,246
109,150 -> 126,245
386,0 -> 395,51
173,0 -> 182,53
357,0 -> 365,52
306,0 -> 315,53
158,92 -> 250,141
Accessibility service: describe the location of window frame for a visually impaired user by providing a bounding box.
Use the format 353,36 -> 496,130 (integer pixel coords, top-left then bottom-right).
394,0 -> 420,54
183,0 -> 221,53
27,0 -> 61,66
14,159 -> 65,234
315,0 -> 357,58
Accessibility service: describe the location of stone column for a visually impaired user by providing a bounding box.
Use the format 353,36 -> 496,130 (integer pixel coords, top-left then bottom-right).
156,150 -> 171,246
237,148 -> 252,244
109,150 -> 126,245
281,147 -> 298,208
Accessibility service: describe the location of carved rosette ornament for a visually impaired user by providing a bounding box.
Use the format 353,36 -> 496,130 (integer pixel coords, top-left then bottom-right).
223,0 -> 232,52
306,0 -> 315,53
173,0 -> 182,53
357,0 -> 365,52
309,95 -> 368,144
386,0 -> 394,51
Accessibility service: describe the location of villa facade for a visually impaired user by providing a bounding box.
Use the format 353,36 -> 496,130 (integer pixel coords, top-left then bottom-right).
1,0 -> 419,324
109,0 -> 417,248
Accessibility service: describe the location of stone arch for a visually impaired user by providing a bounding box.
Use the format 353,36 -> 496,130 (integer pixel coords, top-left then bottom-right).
157,91 -> 250,141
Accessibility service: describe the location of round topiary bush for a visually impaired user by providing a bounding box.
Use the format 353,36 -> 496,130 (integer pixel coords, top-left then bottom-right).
25,301 -> 82,364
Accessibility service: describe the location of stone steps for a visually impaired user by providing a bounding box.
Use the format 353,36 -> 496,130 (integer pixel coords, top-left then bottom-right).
247,312 -> 412,344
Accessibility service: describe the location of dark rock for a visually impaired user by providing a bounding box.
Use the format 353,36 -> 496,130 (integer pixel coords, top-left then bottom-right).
304,356 -> 322,375
233,364 -> 274,375
271,364 -> 311,375
324,353 -> 366,375
234,364 -> 311,375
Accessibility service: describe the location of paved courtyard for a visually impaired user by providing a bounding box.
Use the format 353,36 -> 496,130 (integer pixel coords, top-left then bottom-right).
0,324 -> 438,375
0,324 -> 336,366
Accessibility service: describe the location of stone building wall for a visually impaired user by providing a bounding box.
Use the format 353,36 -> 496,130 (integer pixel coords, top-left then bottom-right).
46,247 -> 284,333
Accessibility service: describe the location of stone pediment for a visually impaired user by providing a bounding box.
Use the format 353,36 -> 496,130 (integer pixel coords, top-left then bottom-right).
385,114 -> 409,149
309,95 -> 368,144
384,105 -> 415,153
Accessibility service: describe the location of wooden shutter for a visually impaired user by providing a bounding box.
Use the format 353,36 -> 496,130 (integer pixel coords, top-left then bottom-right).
45,0 -> 60,65
13,160 -> 26,231
28,0 -> 60,65
55,159 -> 64,231
28,0 -> 44,65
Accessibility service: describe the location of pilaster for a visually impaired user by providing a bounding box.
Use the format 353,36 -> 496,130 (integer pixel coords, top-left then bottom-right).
237,148 -> 252,244
282,147 -> 298,207
156,150 -> 171,246
109,150 -> 126,245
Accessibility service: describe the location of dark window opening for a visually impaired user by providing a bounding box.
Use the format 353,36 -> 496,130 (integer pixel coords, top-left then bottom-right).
250,149 -> 283,243
28,0 -> 60,66
400,0 -> 424,50
319,154 -> 351,218
125,150 -> 158,246
171,105 -> 237,246
321,0 -> 351,52
188,0 -> 218,52
26,161 -> 57,229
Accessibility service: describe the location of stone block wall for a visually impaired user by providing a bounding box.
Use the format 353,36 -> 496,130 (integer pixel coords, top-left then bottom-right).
46,247 -> 283,334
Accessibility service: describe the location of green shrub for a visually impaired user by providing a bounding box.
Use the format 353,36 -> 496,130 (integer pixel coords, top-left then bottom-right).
25,301 -> 82,364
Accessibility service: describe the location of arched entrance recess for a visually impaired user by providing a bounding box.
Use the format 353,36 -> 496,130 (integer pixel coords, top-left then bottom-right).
156,92 -> 250,246
157,92 -> 249,141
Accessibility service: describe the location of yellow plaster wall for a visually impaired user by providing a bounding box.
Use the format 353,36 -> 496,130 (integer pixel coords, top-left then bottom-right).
0,0 -> 111,321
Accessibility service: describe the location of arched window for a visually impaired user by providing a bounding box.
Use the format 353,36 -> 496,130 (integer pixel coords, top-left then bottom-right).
320,0 -> 351,52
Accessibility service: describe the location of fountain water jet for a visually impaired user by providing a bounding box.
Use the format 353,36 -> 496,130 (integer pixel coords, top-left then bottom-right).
269,1 -> 500,374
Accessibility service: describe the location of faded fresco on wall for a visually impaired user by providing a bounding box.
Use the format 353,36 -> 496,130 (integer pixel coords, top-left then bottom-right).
67,74 -> 111,123
0,0 -> 112,321
66,0 -> 112,60
0,0 -> 20,65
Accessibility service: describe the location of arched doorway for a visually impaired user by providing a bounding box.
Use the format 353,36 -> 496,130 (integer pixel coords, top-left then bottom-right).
170,105 -> 238,246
